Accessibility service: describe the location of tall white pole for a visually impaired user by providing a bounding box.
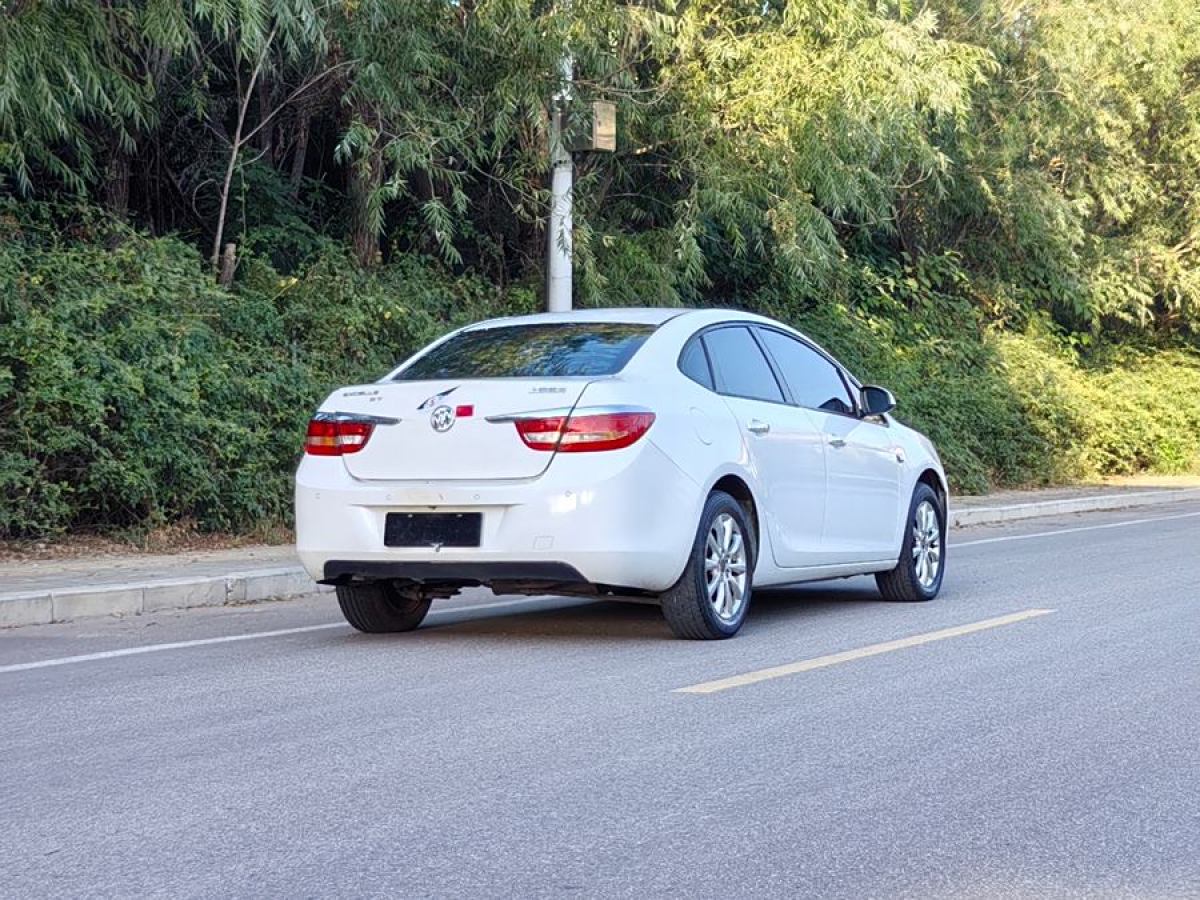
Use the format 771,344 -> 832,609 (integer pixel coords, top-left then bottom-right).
547,48 -> 573,312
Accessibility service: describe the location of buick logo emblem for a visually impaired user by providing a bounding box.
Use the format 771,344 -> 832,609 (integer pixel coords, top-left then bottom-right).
430,405 -> 455,433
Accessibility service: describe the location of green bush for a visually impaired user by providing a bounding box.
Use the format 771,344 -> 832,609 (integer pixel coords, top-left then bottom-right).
0,217 -> 518,538
995,335 -> 1200,480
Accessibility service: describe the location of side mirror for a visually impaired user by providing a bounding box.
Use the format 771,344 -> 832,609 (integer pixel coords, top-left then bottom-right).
860,385 -> 896,417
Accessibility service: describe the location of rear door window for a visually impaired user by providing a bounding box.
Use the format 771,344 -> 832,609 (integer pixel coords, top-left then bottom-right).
394,322 -> 655,380
701,326 -> 785,403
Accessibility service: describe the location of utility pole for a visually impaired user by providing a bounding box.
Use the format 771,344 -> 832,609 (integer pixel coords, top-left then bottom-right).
546,49 -> 574,312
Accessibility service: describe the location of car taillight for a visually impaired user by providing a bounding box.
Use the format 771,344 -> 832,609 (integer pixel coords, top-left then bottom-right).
304,417 -> 375,456
514,410 -> 656,452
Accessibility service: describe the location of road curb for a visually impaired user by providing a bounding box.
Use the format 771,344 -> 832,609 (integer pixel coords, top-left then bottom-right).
0,567 -> 329,629
3,488 -> 1198,629
950,487 -> 1200,529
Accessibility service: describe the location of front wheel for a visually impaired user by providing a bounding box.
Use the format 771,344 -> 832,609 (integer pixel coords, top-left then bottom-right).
660,491 -> 755,640
336,581 -> 432,633
876,483 -> 945,602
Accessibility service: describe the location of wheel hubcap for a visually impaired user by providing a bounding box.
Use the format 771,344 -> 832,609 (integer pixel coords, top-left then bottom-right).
911,500 -> 942,589
705,513 -> 748,622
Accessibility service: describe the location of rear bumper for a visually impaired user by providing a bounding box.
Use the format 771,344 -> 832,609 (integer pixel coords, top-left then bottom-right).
295,441 -> 701,592
321,560 -> 587,586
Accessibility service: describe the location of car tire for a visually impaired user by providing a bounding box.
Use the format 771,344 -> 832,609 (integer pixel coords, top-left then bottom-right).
336,581 -> 433,633
876,483 -> 946,602
660,491 -> 755,640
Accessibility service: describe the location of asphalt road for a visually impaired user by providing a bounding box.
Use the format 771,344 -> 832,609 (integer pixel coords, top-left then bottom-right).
3,501 -> 1200,899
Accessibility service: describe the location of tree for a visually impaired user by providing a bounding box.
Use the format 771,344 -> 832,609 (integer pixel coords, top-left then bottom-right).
189,0 -> 336,277
657,0 -> 990,293
0,1 -> 148,197
929,0 -> 1200,334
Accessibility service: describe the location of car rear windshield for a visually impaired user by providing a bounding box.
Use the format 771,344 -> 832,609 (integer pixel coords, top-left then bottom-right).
393,322 -> 656,380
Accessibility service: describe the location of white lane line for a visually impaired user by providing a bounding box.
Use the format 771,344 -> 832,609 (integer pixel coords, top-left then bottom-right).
673,608 -> 1054,695
952,510 -> 1200,548
0,623 -> 346,674
0,596 -> 566,675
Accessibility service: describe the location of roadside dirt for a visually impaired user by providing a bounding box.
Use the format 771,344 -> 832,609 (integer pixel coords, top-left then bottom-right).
0,523 -> 293,564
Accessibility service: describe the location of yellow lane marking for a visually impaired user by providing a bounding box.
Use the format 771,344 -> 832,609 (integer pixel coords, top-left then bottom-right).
673,608 -> 1055,695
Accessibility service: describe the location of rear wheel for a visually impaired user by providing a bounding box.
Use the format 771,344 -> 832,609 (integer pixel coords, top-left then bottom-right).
876,483 -> 945,602
336,581 -> 432,633
660,491 -> 754,640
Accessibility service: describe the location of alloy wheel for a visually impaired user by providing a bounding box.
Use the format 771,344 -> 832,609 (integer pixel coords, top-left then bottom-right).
911,499 -> 942,589
705,512 -> 749,622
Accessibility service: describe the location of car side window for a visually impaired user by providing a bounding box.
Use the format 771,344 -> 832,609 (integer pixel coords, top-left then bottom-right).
701,327 -> 785,403
678,338 -> 714,390
756,328 -> 855,415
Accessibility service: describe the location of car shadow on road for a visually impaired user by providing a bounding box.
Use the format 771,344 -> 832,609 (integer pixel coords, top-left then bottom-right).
364,578 -> 896,644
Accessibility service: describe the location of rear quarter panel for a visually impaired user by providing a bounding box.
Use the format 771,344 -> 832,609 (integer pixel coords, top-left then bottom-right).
584,339 -> 770,584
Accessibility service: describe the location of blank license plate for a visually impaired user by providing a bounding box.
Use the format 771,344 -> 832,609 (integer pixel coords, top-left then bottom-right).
384,513 -> 482,548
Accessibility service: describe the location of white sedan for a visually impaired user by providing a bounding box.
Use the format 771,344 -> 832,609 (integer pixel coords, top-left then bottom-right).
295,308 -> 948,639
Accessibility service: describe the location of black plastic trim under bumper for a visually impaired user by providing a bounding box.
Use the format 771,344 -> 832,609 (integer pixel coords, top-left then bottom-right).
320,560 -> 589,586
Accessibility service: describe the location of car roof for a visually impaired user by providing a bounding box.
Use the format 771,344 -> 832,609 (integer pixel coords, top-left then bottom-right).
464,308 -> 691,329
460,307 -> 788,332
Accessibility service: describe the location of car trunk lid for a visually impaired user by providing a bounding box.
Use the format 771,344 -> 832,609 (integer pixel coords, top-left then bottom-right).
325,380 -> 590,481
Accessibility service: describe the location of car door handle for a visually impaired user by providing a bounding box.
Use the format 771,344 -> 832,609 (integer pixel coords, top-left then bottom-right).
747,419 -> 771,435
828,436 -> 847,448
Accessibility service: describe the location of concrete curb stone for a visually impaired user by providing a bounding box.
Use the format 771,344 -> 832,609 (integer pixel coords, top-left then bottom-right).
950,487 -> 1200,528
53,587 -> 144,622
0,592 -> 53,628
143,576 -> 229,613
1,568 -> 332,629
240,569 -> 319,605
